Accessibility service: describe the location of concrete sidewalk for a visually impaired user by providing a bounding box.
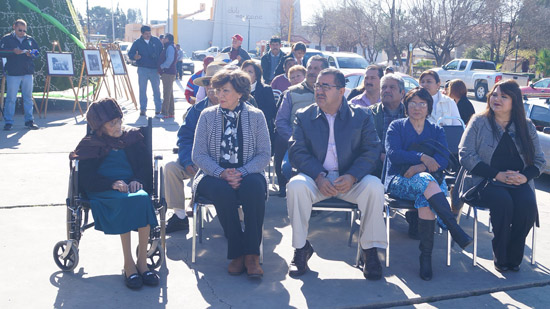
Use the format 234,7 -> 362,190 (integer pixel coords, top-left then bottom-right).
1,66 -> 550,308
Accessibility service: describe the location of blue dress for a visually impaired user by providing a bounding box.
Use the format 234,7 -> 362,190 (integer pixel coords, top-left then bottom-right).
87,149 -> 158,235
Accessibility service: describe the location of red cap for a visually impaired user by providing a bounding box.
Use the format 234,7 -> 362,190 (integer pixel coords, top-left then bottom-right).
203,56 -> 215,68
232,34 -> 244,42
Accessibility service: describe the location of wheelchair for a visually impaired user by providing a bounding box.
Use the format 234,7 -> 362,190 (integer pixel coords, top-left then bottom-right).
53,118 -> 167,272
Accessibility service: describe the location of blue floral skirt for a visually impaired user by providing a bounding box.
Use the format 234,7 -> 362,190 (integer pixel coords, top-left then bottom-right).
388,172 -> 448,228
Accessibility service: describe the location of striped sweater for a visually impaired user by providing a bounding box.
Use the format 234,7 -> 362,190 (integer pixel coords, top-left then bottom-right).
191,101 -> 271,194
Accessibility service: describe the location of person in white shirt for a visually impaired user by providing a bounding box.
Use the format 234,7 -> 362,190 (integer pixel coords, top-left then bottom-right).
419,70 -> 462,126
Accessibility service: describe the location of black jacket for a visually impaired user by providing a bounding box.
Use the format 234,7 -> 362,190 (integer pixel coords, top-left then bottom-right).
274,53 -> 296,77
289,98 -> 382,181
260,51 -> 283,84
0,32 -> 39,76
252,82 -> 277,137
128,36 -> 163,69
457,95 -> 475,125
78,140 -> 152,195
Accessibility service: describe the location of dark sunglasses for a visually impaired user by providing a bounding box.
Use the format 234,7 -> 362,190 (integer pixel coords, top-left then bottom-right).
17,29 -> 27,33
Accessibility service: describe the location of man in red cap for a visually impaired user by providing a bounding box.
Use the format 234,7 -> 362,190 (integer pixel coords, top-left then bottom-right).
185,56 -> 214,104
221,33 -> 250,66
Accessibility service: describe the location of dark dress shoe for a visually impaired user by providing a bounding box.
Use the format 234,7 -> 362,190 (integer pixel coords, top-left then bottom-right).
4,124 -> 12,131
124,272 -> 143,289
362,248 -> 382,280
494,262 -> 509,273
509,265 -> 520,272
165,214 -> 189,233
288,241 -> 314,277
25,121 -> 39,130
140,270 -> 159,286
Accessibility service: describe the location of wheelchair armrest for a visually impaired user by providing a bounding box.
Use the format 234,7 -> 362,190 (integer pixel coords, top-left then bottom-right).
154,155 -> 163,160
172,147 -> 179,154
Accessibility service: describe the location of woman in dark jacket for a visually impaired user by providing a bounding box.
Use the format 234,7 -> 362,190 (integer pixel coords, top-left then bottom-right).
385,88 -> 472,281
70,98 -> 159,290
459,80 -> 546,272
448,79 -> 475,125
242,60 -> 277,143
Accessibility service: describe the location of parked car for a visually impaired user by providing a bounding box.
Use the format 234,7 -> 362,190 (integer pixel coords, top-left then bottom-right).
324,52 -> 369,69
344,71 -> 419,99
432,59 -> 530,101
115,41 -> 132,64
280,47 -> 324,66
181,52 -> 194,74
521,78 -> 550,98
192,46 -> 220,60
523,97 -> 550,174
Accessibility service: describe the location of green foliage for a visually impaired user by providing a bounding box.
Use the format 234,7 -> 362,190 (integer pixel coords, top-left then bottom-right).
535,49 -> 550,77
1,0 -> 86,91
463,45 -> 491,61
417,60 -> 434,67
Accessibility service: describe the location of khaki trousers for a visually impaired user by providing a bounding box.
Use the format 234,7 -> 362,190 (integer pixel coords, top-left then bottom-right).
164,161 -> 194,210
287,173 -> 387,250
161,73 -> 176,116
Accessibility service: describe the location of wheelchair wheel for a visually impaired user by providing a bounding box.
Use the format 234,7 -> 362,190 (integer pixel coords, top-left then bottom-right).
53,240 -> 79,271
135,239 -> 165,270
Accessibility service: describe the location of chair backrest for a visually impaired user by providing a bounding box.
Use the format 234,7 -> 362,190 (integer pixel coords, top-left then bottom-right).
441,125 -> 465,157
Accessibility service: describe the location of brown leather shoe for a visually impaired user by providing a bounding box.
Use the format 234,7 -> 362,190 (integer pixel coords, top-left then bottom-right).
228,256 -> 245,275
244,255 -> 263,278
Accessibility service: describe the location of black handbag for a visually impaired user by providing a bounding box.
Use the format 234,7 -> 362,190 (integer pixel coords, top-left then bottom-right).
457,166 -> 488,203
399,139 -> 459,185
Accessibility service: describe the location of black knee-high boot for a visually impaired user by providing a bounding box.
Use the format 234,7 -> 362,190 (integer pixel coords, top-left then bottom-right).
428,192 -> 473,249
418,218 -> 434,281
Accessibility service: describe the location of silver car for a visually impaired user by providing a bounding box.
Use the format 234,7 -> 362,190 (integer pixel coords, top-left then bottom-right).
524,97 -> 550,174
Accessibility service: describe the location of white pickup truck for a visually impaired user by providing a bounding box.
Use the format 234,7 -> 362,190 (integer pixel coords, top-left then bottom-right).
432,59 -> 530,101
192,46 -> 220,60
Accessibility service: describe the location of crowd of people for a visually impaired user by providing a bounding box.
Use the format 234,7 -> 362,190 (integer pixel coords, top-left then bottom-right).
2,19 -> 543,290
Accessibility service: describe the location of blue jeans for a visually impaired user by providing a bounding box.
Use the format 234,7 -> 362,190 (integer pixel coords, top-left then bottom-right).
4,74 -> 34,125
137,67 -> 162,113
282,151 -> 292,181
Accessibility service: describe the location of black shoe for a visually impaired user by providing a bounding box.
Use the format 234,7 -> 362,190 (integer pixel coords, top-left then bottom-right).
25,121 -> 39,130
405,210 -> 419,240
289,240 -> 314,277
494,262 -> 509,273
140,111 -> 146,116
278,185 -> 286,197
165,214 -> 189,234
418,219 -> 435,281
124,271 -> 143,290
3,124 -> 12,131
361,248 -> 382,280
140,270 -> 160,286
509,264 -> 520,272
428,192 -> 473,249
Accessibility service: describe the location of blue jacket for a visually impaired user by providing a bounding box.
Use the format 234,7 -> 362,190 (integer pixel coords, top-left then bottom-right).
384,118 -> 448,189
128,36 -> 163,69
289,98 -> 382,181
0,32 -> 39,76
177,98 -> 211,168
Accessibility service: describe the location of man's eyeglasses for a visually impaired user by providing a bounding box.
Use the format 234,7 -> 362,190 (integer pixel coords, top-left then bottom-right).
408,102 -> 428,108
314,83 -> 342,91
17,29 -> 26,33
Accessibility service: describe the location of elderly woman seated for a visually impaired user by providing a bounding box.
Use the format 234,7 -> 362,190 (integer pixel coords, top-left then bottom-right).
192,68 -> 271,278
384,88 -> 472,281
69,98 -> 159,290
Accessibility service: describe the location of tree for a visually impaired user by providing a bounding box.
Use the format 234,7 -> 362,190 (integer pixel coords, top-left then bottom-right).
535,49 -> 550,77
127,8 -> 143,24
482,0 -> 523,64
307,7 -> 331,48
411,0 -> 484,65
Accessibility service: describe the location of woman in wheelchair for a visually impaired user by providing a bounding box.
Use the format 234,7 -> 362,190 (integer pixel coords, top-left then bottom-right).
459,80 -> 546,272
384,88 -> 472,280
70,98 -> 159,289
192,68 -> 271,278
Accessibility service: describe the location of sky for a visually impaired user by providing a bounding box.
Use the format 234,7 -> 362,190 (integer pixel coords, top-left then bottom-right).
72,0 -> 334,25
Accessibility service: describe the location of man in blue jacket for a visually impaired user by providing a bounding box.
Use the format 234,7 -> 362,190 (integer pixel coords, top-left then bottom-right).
286,68 -> 386,280
128,25 -> 163,117
162,61 -> 226,233
0,19 -> 39,131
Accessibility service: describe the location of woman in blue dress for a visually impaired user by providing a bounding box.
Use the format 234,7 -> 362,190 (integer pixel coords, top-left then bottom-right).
70,98 -> 158,289
384,87 -> 472,280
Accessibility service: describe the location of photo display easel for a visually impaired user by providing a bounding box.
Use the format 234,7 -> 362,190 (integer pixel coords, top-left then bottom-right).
102,43 -> 137,109
40,41 -> 78,118
76,44 -> 109,115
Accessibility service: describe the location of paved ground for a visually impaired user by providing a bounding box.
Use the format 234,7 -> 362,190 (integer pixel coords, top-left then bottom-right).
1,64 -> 550,308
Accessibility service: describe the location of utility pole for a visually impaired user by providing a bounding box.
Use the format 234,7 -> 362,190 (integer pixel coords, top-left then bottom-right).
111,0 -> 115,42
173,0 -> 178,43
146,0 -> 149,24
287,3 -> 294,44
86,0 -> 90,42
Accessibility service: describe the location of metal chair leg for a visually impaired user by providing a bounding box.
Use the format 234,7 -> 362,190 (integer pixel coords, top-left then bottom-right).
192,202 -> 198,263
355,235 -> 362,267
447,230 -> 451,266
531,224 -> 537,265
473,207 -> 478,267
260,224 -> 264,265
385,206 -> 390,268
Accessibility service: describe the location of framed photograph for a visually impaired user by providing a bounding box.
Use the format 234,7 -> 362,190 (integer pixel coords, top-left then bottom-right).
109,50 -> 126,75
46,52 -> 74,76
83,49 -> 104,76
